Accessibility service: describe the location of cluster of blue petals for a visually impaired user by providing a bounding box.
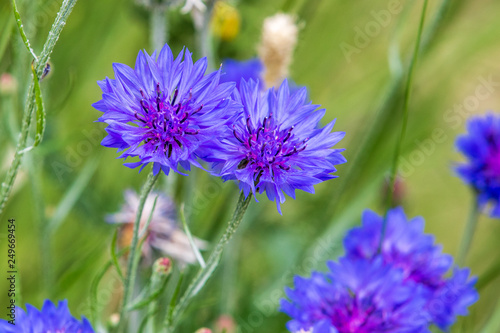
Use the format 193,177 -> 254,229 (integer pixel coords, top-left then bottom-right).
209,79 -> 346,214
281,207 -> 478,332
282,257 -> 429,333
93,44 -> 240,176
0,300 -> 94,333
455,113 -> 500,217
94,45 -> 346,213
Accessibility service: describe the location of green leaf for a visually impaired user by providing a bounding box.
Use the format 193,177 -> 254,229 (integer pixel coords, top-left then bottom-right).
111,228 -> 125,283
90,246 -> 128,325
179,203 -> 206,268
165,271 -> 185,328
126,275 -> 171,311
31,63 -> 45,147
48,155 -> 99,233
481,299 -> 500,333
138,194 -> 159,239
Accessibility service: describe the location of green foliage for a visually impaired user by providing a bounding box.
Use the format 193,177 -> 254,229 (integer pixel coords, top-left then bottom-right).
1,0 -> 500,332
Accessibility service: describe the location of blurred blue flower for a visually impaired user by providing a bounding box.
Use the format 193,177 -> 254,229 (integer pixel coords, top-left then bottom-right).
93,44 -> 239,175
343,207 -> 478,330
210,79 -> 346,214
455,112 -> 500,217
220,58 -> 263,90
281,257 -> 430,333
0,300 -> 94,333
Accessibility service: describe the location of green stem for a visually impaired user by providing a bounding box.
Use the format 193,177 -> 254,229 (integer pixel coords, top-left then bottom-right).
0,0 -> 78,217
117,170 -> 160,331
378,0 -> 429,252
164,192 -> 252,332
457,196 -> 480,266
322,0 -> 454,220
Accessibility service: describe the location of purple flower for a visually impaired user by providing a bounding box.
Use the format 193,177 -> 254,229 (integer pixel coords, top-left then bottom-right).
210,79 -> 346,213
281,257 -> 430,333
220,58 -> 263,90
455,112 -> 500,217
107,189 -> 206,265
93,44 -> 239,175
0,300 -> 94,333
343,207 -> 478,330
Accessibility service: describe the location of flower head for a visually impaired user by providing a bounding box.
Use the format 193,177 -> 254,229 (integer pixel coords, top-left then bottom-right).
455,112 -> 500,217
343,207 -> 478,330
0,300 -> 94,333
281,257 -> 430,333
107,189 -> 206,265
93,44 -> 238,175
210,79 -> 345,214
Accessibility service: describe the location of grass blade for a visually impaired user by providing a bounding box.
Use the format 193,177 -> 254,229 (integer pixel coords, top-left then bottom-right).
111,228 -> 125,282
179,203 -> 206,268
90,246 -> 128,325
379,0 -> 429,250
48,155 -> 99,233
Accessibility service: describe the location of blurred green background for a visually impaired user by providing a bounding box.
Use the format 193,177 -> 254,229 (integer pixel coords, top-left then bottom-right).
1,0 -> 500,332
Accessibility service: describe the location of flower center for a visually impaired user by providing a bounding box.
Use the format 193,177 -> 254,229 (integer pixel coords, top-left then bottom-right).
134,83 -> 202,157
234,114 -> 307,182
484,132 -> 500,179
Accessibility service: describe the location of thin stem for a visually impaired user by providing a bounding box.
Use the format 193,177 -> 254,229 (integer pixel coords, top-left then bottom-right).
164,192 -> 252,332
322,0 -> 454,220
150,5 -> 168,52
378,0 -> 429,252
117,170 -> 160,331
0,0 -> 78,217
11,0 -> 38,60
457,196 -> 480,266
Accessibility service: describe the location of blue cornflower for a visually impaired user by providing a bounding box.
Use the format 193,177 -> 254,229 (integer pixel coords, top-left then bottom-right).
0,300 -> 94,333
210,79 -> 346,214
281,257 -> 430,333
93,44 -> 239,175
455,112 -> 500,217
220,58 -> 263,89
343,207 -> 478,330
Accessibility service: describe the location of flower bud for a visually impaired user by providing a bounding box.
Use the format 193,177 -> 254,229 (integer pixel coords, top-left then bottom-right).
153,257 -> 172,276
215,314 -> 236,333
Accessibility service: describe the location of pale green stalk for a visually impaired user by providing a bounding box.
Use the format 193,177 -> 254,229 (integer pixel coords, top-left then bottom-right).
196,0 -> 216,69
164,192 -> 252,332
117,170 -> 160,331
150,4 -> 168,52
0,0 -> 79,216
